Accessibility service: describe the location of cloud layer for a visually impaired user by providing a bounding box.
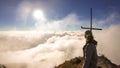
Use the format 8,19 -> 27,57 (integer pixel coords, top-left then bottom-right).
94,24 -> 120,64
0,31 -> 84,68
0,24 -> 120,68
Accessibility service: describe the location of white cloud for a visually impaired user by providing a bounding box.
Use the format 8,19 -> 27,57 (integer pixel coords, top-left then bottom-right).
94,24 -> 120,64
34,11 -> 120,31
35,13 -> 87,31
0,31 -> 84,68
94,12 -> 120,28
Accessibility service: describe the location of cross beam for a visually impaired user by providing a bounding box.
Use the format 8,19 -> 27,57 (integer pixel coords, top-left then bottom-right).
81,8 -> 102,32
81,26 -> 102,30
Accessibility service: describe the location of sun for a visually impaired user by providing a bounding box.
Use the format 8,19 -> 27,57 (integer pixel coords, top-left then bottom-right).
32,9 -> 45,21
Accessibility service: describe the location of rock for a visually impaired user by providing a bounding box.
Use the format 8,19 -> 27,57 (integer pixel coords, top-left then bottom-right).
56,55 -> 119,68
0,64 -> 6,68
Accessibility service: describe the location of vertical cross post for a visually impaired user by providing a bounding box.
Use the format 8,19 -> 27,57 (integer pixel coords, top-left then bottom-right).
90,8 -> 92,32
81,8 -> 102,32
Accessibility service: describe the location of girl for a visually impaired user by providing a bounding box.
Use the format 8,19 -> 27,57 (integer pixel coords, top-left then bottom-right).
83,30 -> 98,68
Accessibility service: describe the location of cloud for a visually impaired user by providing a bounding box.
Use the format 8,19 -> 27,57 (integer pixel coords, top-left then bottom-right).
94,24 -> 120,64
34,10 -> 120,31
35,13 -> 88,31
94,12 -> 120,28
0,31 -> 84,68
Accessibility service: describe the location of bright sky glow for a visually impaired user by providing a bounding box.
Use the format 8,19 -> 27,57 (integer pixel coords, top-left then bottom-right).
32,9 -> 45,21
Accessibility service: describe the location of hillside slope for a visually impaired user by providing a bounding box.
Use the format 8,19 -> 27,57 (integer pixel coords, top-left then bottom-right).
56,55 -> 120,68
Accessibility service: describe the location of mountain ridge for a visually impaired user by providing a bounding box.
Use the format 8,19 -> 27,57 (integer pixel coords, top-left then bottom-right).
55,55 -> 120,68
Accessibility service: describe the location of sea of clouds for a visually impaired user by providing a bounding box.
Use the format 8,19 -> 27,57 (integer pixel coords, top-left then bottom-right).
0,31 -> 85,68
0,25 -> 120,68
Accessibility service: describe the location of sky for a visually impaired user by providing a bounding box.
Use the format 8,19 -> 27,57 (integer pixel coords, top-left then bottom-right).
0,0 -> 120,30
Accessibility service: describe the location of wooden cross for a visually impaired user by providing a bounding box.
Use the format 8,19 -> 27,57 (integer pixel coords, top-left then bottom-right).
81,8 -> 102,32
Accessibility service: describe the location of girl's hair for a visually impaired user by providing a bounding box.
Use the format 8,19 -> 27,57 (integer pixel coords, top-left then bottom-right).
85,30 -> 97,45
85,30 -> 94,42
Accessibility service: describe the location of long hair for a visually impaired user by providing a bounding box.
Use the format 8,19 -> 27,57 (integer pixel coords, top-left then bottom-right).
85,30 -> 97,45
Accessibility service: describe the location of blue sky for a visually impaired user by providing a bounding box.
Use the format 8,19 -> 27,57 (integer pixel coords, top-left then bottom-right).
0,0 -> 120,30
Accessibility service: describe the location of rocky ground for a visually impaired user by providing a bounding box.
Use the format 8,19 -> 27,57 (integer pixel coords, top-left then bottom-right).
55,55 -> 120,68
0,55 -> 119,68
